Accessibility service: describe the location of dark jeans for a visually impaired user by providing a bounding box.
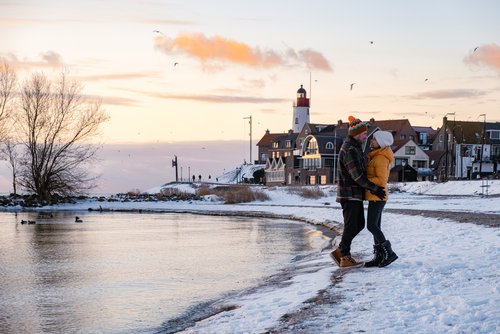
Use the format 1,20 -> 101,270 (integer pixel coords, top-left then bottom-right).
339,200 -> 365,256
367,201 -> 387,244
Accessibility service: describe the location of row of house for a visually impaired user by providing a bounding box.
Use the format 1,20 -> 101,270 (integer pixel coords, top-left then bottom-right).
255,86 -> 500,185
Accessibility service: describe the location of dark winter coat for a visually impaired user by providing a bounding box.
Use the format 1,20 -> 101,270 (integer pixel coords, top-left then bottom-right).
336,136 -> 379,202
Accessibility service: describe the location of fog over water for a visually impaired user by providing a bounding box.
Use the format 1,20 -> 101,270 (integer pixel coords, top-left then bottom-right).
0,140 -> 257,194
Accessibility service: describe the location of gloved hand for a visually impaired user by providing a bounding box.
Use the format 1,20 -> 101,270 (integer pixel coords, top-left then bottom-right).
371,186 -> 386,200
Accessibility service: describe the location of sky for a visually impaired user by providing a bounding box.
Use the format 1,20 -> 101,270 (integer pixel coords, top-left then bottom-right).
1,0 -> 500,192
10,180 -> 498,333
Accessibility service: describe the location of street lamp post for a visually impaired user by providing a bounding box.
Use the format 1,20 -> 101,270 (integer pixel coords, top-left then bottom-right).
243,116 -> 252,164
333,126 -> 337,184
452,124 -> 464,179
479,114 -> 486,178
443,112 -> 455,181
402,160 -> 406,183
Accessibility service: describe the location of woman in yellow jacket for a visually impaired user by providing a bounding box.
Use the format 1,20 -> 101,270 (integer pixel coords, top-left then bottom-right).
365,130 -> 398,267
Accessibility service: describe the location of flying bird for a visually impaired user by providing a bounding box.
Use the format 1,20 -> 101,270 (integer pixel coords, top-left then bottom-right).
424,78 -> 429,82
153,30 -> 162,34
174,62 -> 179,66
473,46 -> 479,52
369,41 -> 374,44
350,83 -> 356,90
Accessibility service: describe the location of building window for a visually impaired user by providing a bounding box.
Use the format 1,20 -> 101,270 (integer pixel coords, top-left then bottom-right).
420,132 -> 428,145
303,158 -> 321,169
272,142 -> 278,148
286,140 -> 291,148
395,158 -> 408,166
400,134 -> 406,140
305,138 -> 318,155
324,158 -> 334,167
320,175 -> 327,184
487,130 -> 500,139
492,145 -> 500,159
405,146 -> 416,155
412,160 -> 427,168
309,175 -> 316,185
325,142 -> 334,149
295,117 -> 298,124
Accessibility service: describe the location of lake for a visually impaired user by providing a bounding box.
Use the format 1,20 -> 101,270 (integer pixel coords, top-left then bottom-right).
0,211 -> 328,333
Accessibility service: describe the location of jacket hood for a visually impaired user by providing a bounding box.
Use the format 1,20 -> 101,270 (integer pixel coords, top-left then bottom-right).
368,146 -> 394,162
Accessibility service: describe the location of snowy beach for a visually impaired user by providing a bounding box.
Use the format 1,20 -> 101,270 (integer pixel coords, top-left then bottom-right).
12,180 -> 496,334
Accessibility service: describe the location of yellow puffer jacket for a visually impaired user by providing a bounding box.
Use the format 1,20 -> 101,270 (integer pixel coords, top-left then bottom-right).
365,146 -> 394,201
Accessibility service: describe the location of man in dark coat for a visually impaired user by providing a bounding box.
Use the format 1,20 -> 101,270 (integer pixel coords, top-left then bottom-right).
331,116 -> 386,268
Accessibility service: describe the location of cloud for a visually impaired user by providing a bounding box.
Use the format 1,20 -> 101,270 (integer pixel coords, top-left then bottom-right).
413,89 -> 488,99
463,43 -> 500,73
154,32 -> 332,71
0,51 -> 64,70
77,72 -> 160,82
142,91 -> 288,104
143,19 -> 195,26
99,96 -> 139,107
39,51 -> 63,67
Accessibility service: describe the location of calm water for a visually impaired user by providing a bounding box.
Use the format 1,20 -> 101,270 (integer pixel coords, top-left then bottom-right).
0,211 -> 325,334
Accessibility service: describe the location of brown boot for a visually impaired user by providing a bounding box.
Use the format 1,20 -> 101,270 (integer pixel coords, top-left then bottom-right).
340,255 -> 364,268
330,248 -> 342,266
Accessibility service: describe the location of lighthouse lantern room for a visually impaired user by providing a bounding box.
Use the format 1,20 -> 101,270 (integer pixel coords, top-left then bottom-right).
292,85 -> 310,133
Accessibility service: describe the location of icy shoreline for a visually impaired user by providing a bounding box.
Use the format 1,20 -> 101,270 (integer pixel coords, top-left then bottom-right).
2,181 -> 499,333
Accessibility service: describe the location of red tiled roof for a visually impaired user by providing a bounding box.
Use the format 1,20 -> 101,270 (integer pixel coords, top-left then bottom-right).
256,132 -> 285,147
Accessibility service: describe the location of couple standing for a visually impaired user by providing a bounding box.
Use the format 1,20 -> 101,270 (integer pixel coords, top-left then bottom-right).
331,116 -> 398,268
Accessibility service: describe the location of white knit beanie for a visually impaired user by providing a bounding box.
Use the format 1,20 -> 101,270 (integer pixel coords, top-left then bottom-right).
373,131 -> 394,148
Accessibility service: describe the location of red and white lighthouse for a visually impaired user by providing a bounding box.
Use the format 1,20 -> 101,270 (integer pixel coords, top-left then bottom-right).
292,85 -> 310,133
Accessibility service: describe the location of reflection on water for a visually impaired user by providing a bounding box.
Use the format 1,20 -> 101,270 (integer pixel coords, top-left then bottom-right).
0,211 -> 324,333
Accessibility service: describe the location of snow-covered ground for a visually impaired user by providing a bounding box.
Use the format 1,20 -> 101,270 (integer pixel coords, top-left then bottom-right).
13,180 -> 500,333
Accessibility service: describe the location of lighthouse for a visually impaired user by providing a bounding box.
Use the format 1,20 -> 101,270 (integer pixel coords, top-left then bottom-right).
292,85 -> 310,133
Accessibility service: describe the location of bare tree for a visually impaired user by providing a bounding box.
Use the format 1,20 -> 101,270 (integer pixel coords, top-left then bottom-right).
0,61 -> 17,142
15,71 -> 108,201
0,139 -> 20,195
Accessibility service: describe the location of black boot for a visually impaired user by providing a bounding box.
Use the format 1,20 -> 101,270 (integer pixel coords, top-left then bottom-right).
379,240 -> 398,267
364,244 -> 383,267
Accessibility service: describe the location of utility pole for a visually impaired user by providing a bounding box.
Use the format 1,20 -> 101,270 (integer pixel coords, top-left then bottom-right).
244,116 -> 252,164
171,155 -> 178,182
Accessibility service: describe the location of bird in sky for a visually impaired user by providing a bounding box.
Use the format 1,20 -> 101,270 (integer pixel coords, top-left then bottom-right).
350,83 -> 356,90
425,78 -> 429,82
369,41 -> 374,44
474,46 -> 479,52
174,62 -> 179,66
153,30 -> 162,34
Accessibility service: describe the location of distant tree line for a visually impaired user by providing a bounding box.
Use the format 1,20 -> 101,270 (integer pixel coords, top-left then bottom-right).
0,61 -> 109,202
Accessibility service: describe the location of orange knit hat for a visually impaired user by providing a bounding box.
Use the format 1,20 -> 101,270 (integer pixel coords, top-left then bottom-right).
348,115 -> 368,137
